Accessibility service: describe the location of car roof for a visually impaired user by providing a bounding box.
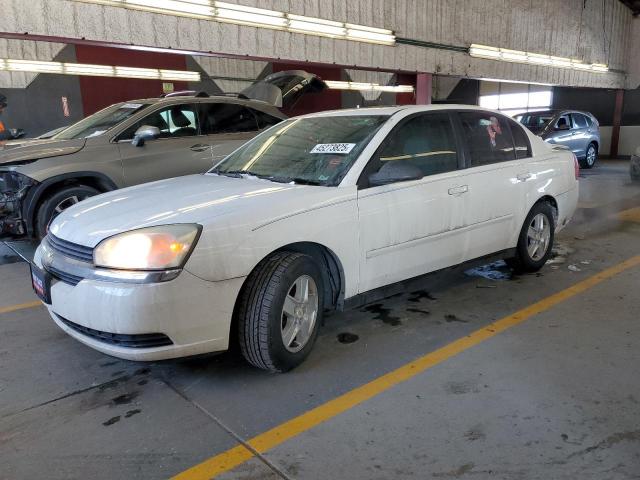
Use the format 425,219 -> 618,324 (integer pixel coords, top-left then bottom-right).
116,95 -> 285,117
523,109 -> 593,117
295,104 -> 513,119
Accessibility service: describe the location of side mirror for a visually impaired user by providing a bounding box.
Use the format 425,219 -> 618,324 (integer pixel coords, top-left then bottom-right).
132,125 -> 160,147
555,123 -> 570,131
368,160 -> 423,187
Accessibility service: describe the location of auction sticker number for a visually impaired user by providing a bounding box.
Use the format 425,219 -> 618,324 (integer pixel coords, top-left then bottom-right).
310,143 -> 356,154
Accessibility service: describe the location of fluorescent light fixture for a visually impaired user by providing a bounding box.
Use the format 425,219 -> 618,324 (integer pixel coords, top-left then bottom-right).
0,58 -> 201,81
74,0 -> 396,45
469,44 -> 609,73
325,80 -> 413,93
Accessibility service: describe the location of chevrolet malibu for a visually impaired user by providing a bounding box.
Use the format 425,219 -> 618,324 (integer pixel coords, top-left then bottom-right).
32,105 -> 579,372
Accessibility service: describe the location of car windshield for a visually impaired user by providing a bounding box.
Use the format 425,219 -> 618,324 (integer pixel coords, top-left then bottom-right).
53,102 -> 150,140
210,115 -> 389,186
519,113 -> 554,129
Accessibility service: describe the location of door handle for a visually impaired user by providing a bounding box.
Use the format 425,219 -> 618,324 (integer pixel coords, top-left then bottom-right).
516,172 -> 532,182
448,185 -> 468,196
190,144 -> 210,152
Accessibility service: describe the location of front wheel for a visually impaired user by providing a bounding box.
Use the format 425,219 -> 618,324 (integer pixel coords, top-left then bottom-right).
237,252 -> 324,372
35,185 -> 99,239
507,202 -> 555,273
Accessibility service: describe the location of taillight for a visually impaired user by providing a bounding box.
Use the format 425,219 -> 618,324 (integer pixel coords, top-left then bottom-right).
573,153 -> 580,180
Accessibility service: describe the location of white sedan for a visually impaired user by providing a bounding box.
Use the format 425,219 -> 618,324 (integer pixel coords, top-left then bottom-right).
32,105 -> 579,372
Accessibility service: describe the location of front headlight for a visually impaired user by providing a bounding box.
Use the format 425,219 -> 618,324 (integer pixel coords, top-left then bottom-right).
94,224 -> 201,270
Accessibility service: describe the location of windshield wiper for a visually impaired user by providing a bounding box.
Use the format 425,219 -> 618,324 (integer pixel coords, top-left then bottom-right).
290,178 -> 322,186
265,176 -> 323,186
212,169 -> 245,178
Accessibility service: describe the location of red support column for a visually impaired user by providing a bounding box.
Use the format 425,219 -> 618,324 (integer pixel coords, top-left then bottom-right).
415,73 -> 432,105
610,89 -> 624,158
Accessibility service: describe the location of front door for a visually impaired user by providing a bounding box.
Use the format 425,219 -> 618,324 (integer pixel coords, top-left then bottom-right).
117,104 -> 213,186
549,113 -> 575,152
357,112 -> 467,293
570,112 -> 590,158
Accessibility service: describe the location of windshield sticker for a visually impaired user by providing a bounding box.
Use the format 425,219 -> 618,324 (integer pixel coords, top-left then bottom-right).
122,103 -> 143,109
310,143 -> 356,154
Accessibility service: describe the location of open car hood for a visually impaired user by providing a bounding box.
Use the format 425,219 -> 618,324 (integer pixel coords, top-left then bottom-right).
0,138 -> 86,166
239,70 -> 327,109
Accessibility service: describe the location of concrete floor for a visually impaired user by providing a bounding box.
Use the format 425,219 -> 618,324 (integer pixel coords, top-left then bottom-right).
1,160 -> 639,480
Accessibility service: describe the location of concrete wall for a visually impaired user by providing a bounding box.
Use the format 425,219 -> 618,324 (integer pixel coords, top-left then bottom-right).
626,17 -> 640,89
0,0 -> 632,89
0,39 -> 66,88
0,44 -> 83,137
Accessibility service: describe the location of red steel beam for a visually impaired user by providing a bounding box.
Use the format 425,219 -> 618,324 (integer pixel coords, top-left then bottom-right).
610,89 -> 624,158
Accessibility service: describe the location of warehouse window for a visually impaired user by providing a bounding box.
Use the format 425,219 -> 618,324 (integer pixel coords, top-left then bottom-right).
479,81 -> 552,118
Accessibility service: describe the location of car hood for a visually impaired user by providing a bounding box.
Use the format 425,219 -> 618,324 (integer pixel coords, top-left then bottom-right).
0,138 -> 86,165
49,174 -> 341,247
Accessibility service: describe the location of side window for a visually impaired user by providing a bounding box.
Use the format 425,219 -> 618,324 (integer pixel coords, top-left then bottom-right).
571,113 -> 588,129
507,119 -> 531,159
555,114 -> 571,129
201,103 -> 259,134
252,109 -> 283,129
119,104 -> 198,140
458,111 -> 515,166
375,113 -> 459,177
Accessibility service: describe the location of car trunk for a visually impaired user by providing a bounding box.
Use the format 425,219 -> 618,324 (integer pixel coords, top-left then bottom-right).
239,70 -> 327,110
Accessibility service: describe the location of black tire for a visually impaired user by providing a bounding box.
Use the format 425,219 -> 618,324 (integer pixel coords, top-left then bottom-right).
630,156 -> 640,182
35,185 -> 100,239
237,251 -> 324,373
507,202 -> 555,273
579,142 -> 597,169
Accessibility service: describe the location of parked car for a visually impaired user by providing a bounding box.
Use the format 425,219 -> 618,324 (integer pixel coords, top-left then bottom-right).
32,105 -> 579,372
1,126 -> 70,150
518,110 -> 600,169
0,70 -> 326,238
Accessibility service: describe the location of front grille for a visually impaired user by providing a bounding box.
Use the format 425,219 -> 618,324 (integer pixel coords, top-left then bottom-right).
46,265 -> 83,286
47,234 -> 94,263
56,314 -> 174,349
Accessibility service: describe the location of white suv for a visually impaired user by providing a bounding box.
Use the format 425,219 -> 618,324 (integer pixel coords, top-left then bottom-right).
32,105 -> 579,372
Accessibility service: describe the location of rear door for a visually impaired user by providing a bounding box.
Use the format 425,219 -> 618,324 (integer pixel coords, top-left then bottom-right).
357,111 -> 467,293
117,103 -> 213,185
454,111 -> 522,260
199,102 -> 273,164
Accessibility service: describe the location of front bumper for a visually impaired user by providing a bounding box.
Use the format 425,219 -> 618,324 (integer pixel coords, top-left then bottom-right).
34,244 -> 246,361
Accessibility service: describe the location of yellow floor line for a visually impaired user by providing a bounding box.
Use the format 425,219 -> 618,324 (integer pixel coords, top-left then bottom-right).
617,206 -> 640,223
172,255 -> 640,480
0,300 -> 42,315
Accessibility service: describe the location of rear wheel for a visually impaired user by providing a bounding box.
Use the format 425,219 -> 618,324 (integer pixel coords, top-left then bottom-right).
237,252 -> 323,372
580,142 -> 597,169
507,202 -> 555,273
35,185 -> 99,239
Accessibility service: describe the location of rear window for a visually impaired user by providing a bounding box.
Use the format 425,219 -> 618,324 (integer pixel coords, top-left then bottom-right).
508,119 -> 531,159
458,111 -> 515,166
572,113 -> 589,129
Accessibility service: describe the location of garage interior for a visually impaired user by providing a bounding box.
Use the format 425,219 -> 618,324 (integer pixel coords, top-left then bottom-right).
1,1 -> 640,479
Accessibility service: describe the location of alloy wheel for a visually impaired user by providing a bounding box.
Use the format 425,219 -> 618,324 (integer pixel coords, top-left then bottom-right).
586,145 -> 596,166
281,275 -> 319,353
526,213 -> 551,261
